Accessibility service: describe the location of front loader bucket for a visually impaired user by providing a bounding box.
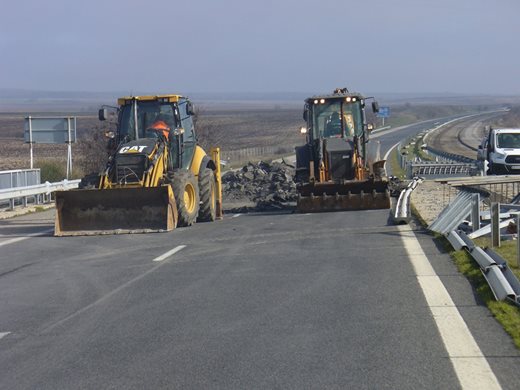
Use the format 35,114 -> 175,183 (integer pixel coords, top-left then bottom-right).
55,186 -> 178,236
297,180 -> 391,213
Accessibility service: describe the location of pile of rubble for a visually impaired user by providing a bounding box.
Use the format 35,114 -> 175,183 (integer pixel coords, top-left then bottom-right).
221,160 -> 298,211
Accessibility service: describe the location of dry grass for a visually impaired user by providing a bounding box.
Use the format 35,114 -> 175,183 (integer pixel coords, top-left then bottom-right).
0,109 -> 305,175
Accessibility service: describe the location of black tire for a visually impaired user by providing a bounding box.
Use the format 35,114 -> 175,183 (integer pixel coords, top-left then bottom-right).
170,171 -> 200,227
78,173 -> 100,189
198,168 -> 217,222
488,163 -> 500,175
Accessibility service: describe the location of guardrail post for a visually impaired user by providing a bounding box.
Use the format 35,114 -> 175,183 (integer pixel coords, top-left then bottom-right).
406,162 -> 412,179
491,202 -> 500,248
516,213 -> 520,269
471,193 -> 480,232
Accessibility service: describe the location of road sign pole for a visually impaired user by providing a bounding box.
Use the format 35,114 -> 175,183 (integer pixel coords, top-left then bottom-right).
66,117 -> 72,179
28,116 -> 34,169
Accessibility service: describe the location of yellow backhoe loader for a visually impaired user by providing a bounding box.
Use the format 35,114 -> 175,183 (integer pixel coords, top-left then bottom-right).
55,94 -> 222,236
295,88 -> 390,212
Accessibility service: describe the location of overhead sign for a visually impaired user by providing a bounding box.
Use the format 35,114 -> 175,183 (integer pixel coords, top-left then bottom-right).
24,117 -> 77,144
377,106 -> 390,118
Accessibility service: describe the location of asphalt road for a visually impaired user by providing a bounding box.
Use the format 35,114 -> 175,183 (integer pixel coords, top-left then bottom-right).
1,114 -> 519,389
425,112 -> 504,159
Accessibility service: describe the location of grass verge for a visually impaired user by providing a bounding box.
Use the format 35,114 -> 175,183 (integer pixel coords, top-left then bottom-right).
450,247 -> 520,349
413,207 -> 520,349
387,146 -> 406,179
473,238 -> 520,280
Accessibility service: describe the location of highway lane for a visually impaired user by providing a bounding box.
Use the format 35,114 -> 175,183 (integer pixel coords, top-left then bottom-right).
426,112 -> 503,159
1,210 -> 463,389
1,113 -> 519,389
372,111 -> 507,173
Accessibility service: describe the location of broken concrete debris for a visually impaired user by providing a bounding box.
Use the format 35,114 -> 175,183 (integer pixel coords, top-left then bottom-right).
222,161 -> 297,211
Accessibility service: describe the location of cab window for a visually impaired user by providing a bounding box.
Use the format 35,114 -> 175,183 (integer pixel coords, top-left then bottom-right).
311,100 -> 362,139
119,101 -> 176,140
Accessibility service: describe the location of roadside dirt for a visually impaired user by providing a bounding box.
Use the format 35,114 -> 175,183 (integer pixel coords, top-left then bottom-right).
410,180 -> 459,226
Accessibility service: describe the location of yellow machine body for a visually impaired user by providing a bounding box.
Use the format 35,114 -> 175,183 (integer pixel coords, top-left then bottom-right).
55,94 -> 222,236
295,89 -> 390,213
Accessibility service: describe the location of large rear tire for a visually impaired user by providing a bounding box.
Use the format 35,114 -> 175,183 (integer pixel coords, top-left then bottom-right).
198,168 -> 217,222
171,171 -> 200,227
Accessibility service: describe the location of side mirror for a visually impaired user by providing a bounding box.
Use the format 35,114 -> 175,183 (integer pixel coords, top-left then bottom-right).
303,109 -> 308,122
300,126 -> 308,134
186,101 -> 196,116
98,108 -> 108,121
371,101 -> 380,113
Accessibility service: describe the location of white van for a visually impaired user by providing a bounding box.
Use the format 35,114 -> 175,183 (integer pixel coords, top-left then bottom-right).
479,128 -> 520,174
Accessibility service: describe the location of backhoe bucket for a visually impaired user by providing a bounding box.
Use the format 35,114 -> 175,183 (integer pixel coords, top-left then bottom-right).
297,179 -> 390,213
54,186 -> 178,236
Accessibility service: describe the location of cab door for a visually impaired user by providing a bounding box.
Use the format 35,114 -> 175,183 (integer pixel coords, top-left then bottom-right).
178,99 -> 196,169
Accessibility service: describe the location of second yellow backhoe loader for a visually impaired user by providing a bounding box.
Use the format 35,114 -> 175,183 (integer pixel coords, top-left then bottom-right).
295,88 -> 390,212
54,94 -> 222,236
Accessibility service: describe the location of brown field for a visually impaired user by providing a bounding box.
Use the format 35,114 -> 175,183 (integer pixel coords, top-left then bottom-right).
0,109 -> 305,175
2,101 -> 517,177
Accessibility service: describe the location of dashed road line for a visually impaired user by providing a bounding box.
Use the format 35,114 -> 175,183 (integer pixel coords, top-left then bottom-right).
231,213 -> 242,218
0,332 -> 10,340
398,225 -> 501,390
152,245 -> 186,262
0,228 -> 54,248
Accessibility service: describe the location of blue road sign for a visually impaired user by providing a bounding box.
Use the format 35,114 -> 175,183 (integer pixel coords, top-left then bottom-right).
377,106 -> 390,118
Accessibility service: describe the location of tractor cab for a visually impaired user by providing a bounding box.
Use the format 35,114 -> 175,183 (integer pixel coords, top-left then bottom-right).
302,93 -> 365,141
100,95 -> 197,170
294,88 -> 389,213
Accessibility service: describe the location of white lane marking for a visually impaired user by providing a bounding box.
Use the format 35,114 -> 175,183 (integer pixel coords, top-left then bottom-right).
43,245 -> 188,332
0,228 -> 54,248
0,332 -> 10,339
152,245 -> 186,262
383,141 -> 401,162
231,214 -> 242,218
398,225 -> 501,390
381,111 -> 502,162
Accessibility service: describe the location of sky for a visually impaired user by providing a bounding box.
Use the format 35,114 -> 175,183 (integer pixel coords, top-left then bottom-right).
1,0 -> 519,95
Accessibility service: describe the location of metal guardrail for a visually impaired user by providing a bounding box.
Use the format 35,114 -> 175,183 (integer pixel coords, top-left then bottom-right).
394,177 -> 423,224
407,161 -> 478,178
426,145 -> 478,164
0,179 -> 80,211
430,196 -> 520,306
446,230 -> 520,306
429,191 -> 480,234
0,169 -> 41,190
396,119 -> 482,179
